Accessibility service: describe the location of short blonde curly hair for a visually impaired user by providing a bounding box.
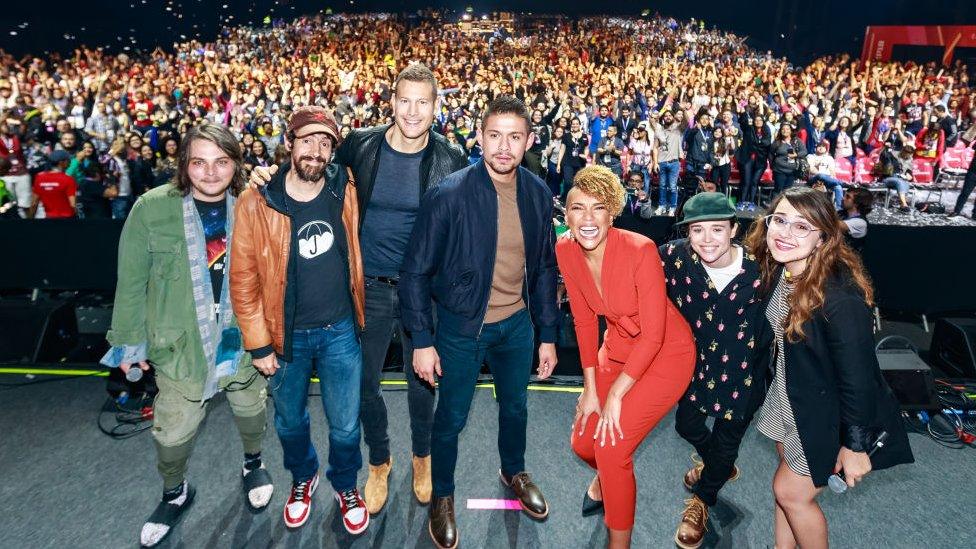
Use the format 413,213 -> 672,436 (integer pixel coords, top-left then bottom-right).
569,165 -> 626,217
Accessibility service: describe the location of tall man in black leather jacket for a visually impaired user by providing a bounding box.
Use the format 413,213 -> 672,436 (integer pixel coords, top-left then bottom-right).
249,63 -> 468,516
400,96 -> 560,549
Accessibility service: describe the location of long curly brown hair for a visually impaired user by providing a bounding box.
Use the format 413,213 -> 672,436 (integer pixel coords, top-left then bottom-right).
744,187 -> 874,342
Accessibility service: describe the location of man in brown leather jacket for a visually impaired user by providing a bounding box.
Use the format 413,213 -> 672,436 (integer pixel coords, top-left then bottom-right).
248,64 -> 468,517
230,106 -> 370,535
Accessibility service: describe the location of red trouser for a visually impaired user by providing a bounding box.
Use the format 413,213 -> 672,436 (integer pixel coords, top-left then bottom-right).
571,347 -> 694,530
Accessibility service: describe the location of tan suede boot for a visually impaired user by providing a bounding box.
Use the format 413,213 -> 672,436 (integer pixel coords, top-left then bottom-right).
412,455 -> 432,504
364,457 -> 392,515
674,496 -> 709,549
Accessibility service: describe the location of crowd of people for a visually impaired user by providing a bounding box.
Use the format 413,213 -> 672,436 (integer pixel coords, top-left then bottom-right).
2,11 -> 975,221
4,8 -> 922,548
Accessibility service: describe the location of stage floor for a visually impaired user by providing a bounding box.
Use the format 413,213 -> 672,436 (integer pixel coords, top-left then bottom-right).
0,374 -> 971,549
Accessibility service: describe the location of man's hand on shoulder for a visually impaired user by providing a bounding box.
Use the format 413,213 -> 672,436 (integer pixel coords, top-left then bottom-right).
248,164 -> 278,188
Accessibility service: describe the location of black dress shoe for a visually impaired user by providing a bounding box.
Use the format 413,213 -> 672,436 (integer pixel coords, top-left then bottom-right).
428,496 -> 458,549
581,490 -> 604,517
500,470 -> 549,519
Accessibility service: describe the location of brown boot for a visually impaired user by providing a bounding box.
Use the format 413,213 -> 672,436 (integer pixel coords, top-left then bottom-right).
412,455 -> 432,504
500,470 -> 549,519
428,496 -> 458,549
683,463 -> 741,491
674,496 -> 709,549
364,457 -> 392,515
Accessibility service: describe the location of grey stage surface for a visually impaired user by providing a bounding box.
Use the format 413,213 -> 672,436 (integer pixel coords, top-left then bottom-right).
0,374 -> 971,549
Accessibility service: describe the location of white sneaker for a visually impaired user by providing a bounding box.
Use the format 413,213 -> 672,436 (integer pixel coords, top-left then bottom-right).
654,205 -> 666,215
284,473 -> 319,529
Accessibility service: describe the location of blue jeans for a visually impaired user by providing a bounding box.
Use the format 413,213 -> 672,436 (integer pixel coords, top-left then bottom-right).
772,171 -> 795,199
658,160 -> 680,208
545,161 -> 561,197
739,158 -> 766,204
883,176 -> 911,194
809,174 -> 845,208
270,317 -> 363,491
431,308 -> 535,497
111,196 -> 133,220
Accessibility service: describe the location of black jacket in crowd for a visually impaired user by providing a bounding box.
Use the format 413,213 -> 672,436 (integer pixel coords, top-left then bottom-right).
738,112 -> 772,164
755,268 -> 914,487
769,137 -> 808,175
334,124 -> 468,225
683,125 -> 714,167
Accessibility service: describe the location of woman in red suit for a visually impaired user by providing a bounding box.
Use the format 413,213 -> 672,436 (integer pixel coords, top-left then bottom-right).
557,165 -> 696,548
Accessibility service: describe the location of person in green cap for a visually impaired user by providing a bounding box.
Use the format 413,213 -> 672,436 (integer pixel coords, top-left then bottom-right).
659,192 -> 771,549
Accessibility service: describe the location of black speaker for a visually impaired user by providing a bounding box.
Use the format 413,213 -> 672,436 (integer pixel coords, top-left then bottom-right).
877,349 -> 939,411
75,306 -> 113,335
930,318 -> 976,379
0,300 -> 78,363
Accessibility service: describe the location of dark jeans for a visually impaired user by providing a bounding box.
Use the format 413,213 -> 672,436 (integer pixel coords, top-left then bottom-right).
771,171 -> 795,200
711,163 -> 731,194
431,308 -> 534,497
953,171 -> 976,215
270,317 -> 362,491
739,158 -> 766,204
562,162 -> 583,200
545,161 -> 561,197
359,278 -> 435,465
674,396 -> 756,507
111,196 -> 133,220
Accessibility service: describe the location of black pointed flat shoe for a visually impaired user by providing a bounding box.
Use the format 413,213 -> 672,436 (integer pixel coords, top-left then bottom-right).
581,490 -> 604,517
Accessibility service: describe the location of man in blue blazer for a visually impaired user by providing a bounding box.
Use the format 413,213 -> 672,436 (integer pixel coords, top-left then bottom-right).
399,95 -> 560,549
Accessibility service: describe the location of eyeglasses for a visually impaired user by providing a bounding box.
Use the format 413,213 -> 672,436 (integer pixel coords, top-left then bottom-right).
763,214 -> 819,239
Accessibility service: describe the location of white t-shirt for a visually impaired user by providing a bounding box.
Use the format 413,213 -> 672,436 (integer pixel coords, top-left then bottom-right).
702,246 -> 744,293
807,153 -> 835,176
844,216 -> 867,239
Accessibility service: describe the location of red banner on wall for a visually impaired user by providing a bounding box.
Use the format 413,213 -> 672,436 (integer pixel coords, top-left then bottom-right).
861,25 -> 976,65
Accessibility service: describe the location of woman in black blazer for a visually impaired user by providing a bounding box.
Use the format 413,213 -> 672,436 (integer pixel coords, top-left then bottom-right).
744,186 -> 913,549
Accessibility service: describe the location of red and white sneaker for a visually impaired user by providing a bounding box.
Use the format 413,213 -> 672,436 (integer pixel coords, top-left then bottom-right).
335,488 -> 369,535
283,473 -> 319,528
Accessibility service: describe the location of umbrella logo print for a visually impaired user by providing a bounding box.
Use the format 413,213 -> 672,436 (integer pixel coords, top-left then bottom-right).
297,220 -> 334,259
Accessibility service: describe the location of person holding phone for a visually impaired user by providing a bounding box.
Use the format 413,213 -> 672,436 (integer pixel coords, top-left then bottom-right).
769,124 -> 807,202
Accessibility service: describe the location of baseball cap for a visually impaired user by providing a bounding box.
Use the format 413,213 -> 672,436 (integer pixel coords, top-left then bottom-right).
287,106 -> 340,144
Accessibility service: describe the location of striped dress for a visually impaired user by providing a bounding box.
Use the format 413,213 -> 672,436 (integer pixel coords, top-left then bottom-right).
756,273 -> 811,476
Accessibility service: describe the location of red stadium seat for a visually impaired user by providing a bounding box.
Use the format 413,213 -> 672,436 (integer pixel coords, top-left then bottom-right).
835,157 -> 854,183
912,159 -> 935,183
936,145 -> 970,187
855,157 -> 878,184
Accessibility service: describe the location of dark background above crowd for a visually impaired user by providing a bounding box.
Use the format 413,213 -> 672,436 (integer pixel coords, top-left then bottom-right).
2,1 -> 976,63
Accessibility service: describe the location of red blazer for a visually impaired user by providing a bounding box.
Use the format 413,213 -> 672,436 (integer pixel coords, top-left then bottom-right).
556,228 -> 694,380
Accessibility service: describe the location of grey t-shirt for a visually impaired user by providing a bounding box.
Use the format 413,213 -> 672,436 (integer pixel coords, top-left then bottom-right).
655,124 -> 684,163
361,139 -> 423,278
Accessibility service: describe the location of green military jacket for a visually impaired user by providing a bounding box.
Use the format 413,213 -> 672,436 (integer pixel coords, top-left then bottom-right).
107,184 -> 253,401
